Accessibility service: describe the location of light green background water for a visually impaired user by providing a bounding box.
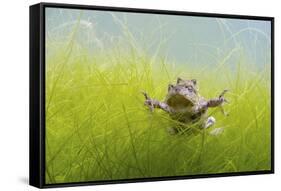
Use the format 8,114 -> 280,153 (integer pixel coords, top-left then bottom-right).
46,8 -> 271,68
44,7 -> 272,184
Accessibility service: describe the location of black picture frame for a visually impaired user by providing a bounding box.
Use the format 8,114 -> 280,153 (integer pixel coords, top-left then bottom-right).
30,2 -> 275,189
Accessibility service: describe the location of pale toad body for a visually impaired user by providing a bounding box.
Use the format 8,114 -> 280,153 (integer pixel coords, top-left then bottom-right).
143,78 -> 228,134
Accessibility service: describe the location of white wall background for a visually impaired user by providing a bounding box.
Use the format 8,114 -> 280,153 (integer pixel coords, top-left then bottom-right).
0,0 -> 279,190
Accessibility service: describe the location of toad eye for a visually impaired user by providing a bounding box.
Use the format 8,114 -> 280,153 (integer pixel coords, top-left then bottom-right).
185,86 -> 193,91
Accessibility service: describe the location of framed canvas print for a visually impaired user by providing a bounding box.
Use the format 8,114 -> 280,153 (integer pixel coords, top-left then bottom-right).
29,2 -> 274,188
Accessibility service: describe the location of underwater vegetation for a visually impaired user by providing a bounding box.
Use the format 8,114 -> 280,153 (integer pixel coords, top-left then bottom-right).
45,10 -> 271,184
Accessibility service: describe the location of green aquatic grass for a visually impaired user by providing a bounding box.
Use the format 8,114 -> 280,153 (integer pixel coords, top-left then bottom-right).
45,41 -> 271,184
45,17 -> 271,183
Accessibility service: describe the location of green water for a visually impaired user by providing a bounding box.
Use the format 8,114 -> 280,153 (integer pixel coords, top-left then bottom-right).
45,8 -> 271,184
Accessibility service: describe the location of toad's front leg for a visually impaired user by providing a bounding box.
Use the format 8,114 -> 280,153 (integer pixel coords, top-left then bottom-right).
207,89 -> 229,115
193,90 -> 229,115
142,92 -> 173,113
207,89 -> 229,107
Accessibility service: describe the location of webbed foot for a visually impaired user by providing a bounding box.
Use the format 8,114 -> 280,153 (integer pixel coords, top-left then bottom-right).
142,92 -> 157,112
219,89 -> 230,105
203,116 -> 216,129
209,127 -> 224,136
